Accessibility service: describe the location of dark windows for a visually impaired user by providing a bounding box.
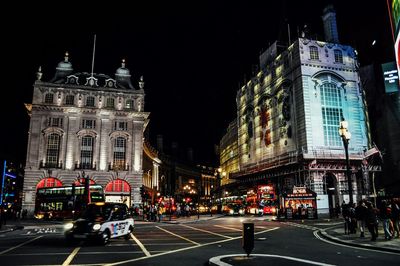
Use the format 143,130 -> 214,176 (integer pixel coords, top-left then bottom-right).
334,49 -> 343,64
46,133 -> 61,167
86,96 -> 95,107
114,121 -> 128,131
45,93 -> 54,104
82,119 -> 96,129
113,137 -> 126,170
80,136 -> 94,169
47,117 -> 63,128
65,95 -> 75,105
106,98 -> 115,108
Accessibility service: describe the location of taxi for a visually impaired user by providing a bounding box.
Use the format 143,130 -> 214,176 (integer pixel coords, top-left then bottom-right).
64,202 -> 134,245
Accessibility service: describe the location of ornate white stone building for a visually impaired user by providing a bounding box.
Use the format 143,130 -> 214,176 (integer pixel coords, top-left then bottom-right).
22,53 -> 149,215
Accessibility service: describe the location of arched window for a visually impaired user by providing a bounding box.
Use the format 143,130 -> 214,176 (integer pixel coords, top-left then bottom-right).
105,179 -> 130,193
80,136 -> 94,169
36,177 -> 63,189
309,46 -> 319,60
46,133 -> 61,168
113,137 -> 126,170
320,82 -> 343,146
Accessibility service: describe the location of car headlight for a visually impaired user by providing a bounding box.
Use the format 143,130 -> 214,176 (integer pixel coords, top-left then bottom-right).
92,224 -> 101,231
239,209 -> 244,214
229,210 -> 234,214
64,223 -> 73,230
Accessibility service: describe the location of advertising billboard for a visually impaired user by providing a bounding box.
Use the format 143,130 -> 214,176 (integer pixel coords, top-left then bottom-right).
382,61 -> 399,93
391,0 -> 400,83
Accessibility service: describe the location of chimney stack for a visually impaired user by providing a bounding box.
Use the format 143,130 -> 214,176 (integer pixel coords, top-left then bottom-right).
322,5 -> 339,43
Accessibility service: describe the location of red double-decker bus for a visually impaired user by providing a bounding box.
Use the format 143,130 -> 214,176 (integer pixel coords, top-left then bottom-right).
246,184 -> 278,215
34,185 -> 104,220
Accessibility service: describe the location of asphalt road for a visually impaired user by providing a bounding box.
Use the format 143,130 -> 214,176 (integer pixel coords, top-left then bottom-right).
0,216 -> 399,266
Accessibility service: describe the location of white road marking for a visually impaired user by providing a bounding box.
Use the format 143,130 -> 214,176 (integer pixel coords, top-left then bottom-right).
314,230 -> 400,255
156,226 -> 200,245
104,227 -> 280,266
130,233 -> 151,257
62,247 -> 80,266
0,235 -> 43,255
180,224 -> 233,239
209,254 -> 336,266
213,225 -> 241,232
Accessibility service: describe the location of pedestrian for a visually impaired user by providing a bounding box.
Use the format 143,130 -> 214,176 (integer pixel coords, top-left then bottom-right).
22,209 -> 27,220
335,203 -> 341,218
365,201 -> 378,241
355,200 -> 367,237
379,200 -> 393,240
390,199 -> 400,238
342,202 -> 350,234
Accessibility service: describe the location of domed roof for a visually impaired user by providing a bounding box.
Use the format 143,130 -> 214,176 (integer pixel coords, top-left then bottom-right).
115,59 -> 134,89
50,52 -> 74,83
115,59 -> 131,77
56,52 -> 73,71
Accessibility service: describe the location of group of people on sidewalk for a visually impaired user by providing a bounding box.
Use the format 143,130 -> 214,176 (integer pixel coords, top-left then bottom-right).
341,199 -> 400,241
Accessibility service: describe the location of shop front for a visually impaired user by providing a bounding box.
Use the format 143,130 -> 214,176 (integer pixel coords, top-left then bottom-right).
282,186 -> 317,219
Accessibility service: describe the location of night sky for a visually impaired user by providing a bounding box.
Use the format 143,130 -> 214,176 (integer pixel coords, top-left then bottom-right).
1,1 -> 394,165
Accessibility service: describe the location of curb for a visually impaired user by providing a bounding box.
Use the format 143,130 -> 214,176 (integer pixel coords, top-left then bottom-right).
318,230 -> 400,254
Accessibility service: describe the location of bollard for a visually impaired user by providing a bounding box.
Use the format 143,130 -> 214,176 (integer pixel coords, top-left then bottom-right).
242,223 -> 254,257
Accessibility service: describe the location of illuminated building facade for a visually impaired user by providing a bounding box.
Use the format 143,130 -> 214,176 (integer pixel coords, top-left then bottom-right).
22,53 -> 149,215
219,120 -> 239,185
231,6 -> 377,214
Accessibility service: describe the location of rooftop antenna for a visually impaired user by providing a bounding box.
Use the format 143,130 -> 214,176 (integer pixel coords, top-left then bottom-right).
91,34 -> 97,77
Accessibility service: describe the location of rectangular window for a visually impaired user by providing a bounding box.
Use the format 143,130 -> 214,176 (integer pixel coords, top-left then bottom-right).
106,98 -> 115,108
46,134 -> 60,167
125,99 -> 134,109
80,136 -> 94,169
45,94 -> 54,104
82,119 -> 96,129
65,95 -> 75,105
334,50 -> 343,64
309,46 -> 319,60
86,96 -> 95,107
47,117 -> 63,127
113,137 -> 126,170
114,121 -> 128,131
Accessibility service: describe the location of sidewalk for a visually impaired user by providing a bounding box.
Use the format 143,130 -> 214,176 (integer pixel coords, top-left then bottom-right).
209,217 -> 400,266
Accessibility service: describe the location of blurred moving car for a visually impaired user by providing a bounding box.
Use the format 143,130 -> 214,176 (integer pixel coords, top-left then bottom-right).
224,203 -> 245,216
246,204 -> 264,216
64,202 -> 134,245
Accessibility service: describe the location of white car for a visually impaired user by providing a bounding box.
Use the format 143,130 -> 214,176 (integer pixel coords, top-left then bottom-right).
64,202 -> 134,245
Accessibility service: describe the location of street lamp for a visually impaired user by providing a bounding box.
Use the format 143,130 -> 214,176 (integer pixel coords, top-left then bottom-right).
339,118 -> 353,205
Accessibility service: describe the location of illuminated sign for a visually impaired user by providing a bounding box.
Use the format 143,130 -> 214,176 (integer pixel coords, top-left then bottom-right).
382,61 -> 400,93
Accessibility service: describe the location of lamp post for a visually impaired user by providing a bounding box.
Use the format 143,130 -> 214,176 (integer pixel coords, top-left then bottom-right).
339,118 -> 353,205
